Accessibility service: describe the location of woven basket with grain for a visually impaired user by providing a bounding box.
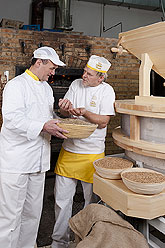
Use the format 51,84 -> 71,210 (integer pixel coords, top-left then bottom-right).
93,156 -> 133,179
121,168 -> 165,195
56,118 -> 98,138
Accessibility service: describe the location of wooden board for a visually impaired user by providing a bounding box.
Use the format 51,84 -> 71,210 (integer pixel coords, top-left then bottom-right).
93,173 -> 165,219
135,96 -> 165,106
115,100 -> 165,116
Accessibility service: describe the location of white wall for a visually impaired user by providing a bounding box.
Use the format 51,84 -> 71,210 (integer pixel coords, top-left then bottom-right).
0,0 -> 32,25
71,0 -> 163,38
0,0 -> 163,38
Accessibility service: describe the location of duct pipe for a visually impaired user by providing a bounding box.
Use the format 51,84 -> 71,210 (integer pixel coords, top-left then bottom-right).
56,0 -> 72,30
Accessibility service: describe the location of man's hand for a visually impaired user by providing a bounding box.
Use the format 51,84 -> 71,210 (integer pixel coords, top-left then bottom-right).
59,98 -> 73,112
69,108 -> 86,116
42,119 -> 68,139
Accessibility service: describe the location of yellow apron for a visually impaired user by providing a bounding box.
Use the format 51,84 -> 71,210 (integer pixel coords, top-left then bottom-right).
55,147 -> 104,183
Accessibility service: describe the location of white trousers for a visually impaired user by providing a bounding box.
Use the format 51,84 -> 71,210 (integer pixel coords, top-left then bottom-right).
0,172 -> 45,248
51,175 -> 93,248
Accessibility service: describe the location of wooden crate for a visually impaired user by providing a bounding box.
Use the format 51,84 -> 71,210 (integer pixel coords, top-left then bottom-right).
0,18 -> 23,29
93,173 -> 165,219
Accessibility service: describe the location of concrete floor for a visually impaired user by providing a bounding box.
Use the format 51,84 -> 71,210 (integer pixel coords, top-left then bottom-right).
37,174 -> 84,247
37,241 -> 76,248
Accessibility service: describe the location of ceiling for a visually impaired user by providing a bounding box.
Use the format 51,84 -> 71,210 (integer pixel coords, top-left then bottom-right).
78,0 -> 165,12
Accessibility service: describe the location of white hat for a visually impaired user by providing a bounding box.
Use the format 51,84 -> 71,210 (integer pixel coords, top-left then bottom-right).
87,55 -> 111,73
33,46 -> 65,66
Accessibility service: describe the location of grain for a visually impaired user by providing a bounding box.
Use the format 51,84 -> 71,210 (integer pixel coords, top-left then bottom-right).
123,171 -> 165,184
59,118 -> 94,126
56,118 -> 98,138
95,157 -> 133,169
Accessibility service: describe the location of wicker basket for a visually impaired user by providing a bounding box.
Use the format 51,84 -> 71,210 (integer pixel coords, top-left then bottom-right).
93,156 -> 133,179
56,118 -> 98,139
121,168 -> 165,195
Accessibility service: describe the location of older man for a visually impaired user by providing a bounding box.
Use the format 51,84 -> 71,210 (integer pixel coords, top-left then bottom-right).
0,46 -> 67,248
51,55 -> 115,248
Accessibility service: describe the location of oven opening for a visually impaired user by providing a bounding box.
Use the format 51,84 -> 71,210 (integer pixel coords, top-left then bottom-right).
48,68 -> 83,111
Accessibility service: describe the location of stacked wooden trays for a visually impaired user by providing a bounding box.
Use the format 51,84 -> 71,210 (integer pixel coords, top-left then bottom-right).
121,168 -> 165,195
93,156 -> 133,179
56,118 -> 98,139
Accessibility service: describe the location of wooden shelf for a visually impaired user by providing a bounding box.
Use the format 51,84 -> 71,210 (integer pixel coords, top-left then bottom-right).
115,100 -> 165,116
93,173 -> 165,220
112,127 -> 165,159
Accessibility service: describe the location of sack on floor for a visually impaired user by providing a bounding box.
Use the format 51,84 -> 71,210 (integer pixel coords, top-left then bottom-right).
69,203 -> 149,248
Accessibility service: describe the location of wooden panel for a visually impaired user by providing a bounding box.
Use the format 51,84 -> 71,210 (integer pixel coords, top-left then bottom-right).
93,173 -> 165,219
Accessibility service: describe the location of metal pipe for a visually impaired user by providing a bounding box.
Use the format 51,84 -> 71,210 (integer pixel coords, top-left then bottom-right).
103,21 -> 122,33
31,0 -> 72,30
57,0 -> 72,30
160,0 -> 165,21
102,4 -> 122,33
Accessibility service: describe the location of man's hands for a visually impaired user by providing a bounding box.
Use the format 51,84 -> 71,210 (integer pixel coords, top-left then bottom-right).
42,119 -> 68,139
69,107 -> 86,116
58,98 -> 110,128
59,99 -> 86,117
59,98 -> 73,112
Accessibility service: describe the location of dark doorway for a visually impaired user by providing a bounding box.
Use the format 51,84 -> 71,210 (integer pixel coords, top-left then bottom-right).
150,69 -> 165,96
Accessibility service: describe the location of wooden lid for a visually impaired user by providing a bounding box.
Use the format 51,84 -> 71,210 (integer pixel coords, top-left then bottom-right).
119,22 -> 165,79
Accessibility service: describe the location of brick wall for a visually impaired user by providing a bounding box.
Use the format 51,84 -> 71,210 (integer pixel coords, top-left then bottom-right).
0,28 -> 140,155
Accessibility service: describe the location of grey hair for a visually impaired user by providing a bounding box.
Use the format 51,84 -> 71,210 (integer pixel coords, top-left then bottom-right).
96,71 -> 108,82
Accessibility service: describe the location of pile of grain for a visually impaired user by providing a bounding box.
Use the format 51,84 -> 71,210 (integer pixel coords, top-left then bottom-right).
56,118 -> 98,139
59,118 -> 94,126
94,157 -> 133,169
122,171 -> 165,184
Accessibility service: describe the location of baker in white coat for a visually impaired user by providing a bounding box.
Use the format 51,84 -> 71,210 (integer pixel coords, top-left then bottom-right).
51,55 -> 115,248
0,46 -> 68,248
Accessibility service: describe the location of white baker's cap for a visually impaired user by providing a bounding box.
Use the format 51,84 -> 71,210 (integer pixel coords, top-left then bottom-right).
33,46 -> 65,66
87,55 -> 111,73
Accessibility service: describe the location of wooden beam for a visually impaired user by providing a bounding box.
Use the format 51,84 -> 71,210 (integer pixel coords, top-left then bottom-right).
130,115 -> 140,141
139,53 -> 153,96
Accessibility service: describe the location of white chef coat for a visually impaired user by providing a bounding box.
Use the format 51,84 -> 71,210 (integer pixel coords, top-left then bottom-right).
62,78 -> 115,154
0,71 -> 54,173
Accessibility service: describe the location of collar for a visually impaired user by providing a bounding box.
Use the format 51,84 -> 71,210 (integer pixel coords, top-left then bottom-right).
25,69 -> 39,81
